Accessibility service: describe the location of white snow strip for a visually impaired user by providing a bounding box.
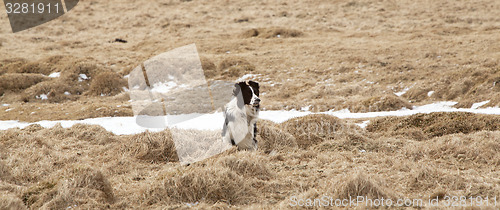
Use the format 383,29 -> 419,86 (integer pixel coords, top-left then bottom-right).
2,104 -> 9,107
1,102 -> 499,135
471,100 -> 490,109
48,72 -> 61,78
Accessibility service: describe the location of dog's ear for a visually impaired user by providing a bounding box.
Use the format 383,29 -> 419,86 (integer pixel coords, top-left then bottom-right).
248,80 -> 259,89
233,83 -> 241,96
248,81 -> 259,96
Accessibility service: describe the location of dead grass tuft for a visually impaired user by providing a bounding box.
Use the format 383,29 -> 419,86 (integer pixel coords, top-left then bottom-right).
367,112 -> 500,139
346,95 -> 412,112
281,114 -> 348,149
216,152 -> 273,180
0,192 -> 27,210
22,80 -> 78,103
17,62 -> 53,75
148,167 -> 255,205
0,161 -> 13,182
241,28 -> 303,38
33,167 -> 115,209
63,124 -> 116,145
218,57 -> 255,78
87,71 -> 126,96
0,58 -> 27,75
200,57 -> 217,79
125,130 -> 179,163
257,120 -> 298,153
60,60 -> 100,83
0,73 -> 48,95
335,172 -> 392,200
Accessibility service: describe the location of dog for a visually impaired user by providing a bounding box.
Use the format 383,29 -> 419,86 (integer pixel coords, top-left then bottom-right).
222,80 -> 260,150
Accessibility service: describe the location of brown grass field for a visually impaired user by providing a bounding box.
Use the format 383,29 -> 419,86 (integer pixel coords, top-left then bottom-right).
1,0 -> 500,209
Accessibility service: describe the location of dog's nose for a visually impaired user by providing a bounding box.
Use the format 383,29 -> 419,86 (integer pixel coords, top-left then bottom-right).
255,98 -> 261,103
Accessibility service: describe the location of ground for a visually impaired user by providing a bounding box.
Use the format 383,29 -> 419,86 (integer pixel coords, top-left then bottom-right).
0,0 -> 499,209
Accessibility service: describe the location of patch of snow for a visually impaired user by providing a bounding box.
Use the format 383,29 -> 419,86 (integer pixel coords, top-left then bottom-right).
64,91 -> 71,96
471,100 -> 490,109
394,87 -> 410,96
2,104 -> 9,107
36,94 -> 48,100
78,74 -> 88,82
356,120 -> 370,129
1,101 -> 500,135
150,81 -> 183,93
123,74 -> 130,79
237,74 -> 260,82
301,105 -> 311,111
427,91 -> 435,97
5,108 -> 14,112
48,72 -> 60,78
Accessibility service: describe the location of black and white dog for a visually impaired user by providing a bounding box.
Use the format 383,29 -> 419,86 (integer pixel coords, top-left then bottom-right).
222,81 -> 260,150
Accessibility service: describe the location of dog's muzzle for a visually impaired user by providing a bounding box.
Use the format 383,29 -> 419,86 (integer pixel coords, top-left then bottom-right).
253,98 -> 261,107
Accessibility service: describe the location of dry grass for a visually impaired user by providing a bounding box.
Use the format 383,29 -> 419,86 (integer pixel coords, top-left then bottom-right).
257,119 -> 298,153
281,114 -> 364,149
241,27 -> 304,38
218,57 -> 256,79
1,0 -> 500,208
367,112 -> 500,139
0,192 -> 27,210
335,172 -> 393,201
124,130 -> 179,163
345,95 -> 412,112
0,73 -> 48,95
87,71 -> 127,96
1,112 -> 500,208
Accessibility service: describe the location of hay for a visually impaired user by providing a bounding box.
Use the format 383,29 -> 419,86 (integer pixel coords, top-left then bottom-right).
280,114 -> 348,149
0,192 -> 27,210
216,152 -> 273,180
87,71 -> 126,96
257,120 -> 298,153
30,167 -> 115,209
0,73 -> 48,95
125,130 -> 179,163
0,58 -> 27,75
346,95 -> 412,112
60,60 -> 101,83
218,57 -> 255,78
335,172 -> 392,201
241,28 -> 303,38
367,112 -> 500,139
22,80 -> 78,103
64,124 -> 116,145
0,161 -> 13,183
148,167 -> 255,205
200,57 -> 217,79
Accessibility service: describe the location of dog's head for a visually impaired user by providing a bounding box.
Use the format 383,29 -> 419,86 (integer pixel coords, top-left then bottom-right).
233,80 -> 260,107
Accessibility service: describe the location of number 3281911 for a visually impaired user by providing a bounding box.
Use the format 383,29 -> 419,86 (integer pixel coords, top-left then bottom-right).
5,3 -> 60,14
